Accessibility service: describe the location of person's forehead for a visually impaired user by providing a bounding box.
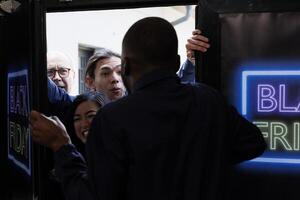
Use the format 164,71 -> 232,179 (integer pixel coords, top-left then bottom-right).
96,56 -> 121,70
75,100 -> 100,114
47,57 -> 72,69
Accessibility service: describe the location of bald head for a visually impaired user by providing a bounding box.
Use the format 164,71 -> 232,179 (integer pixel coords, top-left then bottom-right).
122,17 -> 180,73
47,51 -> 73,69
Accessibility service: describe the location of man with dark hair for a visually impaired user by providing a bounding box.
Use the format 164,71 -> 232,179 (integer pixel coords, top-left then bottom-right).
31,17 -> 265,200
84,48 -> 126,101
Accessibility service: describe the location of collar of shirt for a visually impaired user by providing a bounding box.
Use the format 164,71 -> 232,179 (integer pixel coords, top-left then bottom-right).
132,69 -> 180,93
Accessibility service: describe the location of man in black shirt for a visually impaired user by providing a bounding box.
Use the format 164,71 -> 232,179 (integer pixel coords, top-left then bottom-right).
30,17 -> 266,200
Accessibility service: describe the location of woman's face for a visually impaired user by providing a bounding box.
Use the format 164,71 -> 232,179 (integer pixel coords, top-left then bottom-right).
73,100 -> 100,143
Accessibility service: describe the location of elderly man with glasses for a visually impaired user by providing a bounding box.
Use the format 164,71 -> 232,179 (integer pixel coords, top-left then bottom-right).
47,51 -> 75,94
47,51 -> 76,123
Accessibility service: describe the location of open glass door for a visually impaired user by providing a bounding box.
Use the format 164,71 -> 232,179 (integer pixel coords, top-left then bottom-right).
8,0 -> 196,200
44,1 -> 200,200
3,0 -> 199,199
46,5 -> 197,96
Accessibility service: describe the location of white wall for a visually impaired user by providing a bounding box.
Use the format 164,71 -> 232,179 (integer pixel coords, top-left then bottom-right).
46,6 -> 195,95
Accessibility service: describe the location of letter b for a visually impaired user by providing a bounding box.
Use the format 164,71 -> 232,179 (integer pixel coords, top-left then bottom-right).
257,84 -> 277,112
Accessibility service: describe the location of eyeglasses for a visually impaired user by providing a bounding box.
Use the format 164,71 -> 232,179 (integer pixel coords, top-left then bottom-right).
47,68 -> 71,78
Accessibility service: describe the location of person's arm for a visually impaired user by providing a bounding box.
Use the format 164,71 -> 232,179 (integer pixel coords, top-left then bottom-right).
185,29 -> 210,66
54,144 -> 96,200
55,108 -> 129,200
177,29 -> 210,84
86,109 -> 129,200
30,111 -> 95,200
177,59 -> 196,83
227,106 -> 266,163
48,78 -> 75,104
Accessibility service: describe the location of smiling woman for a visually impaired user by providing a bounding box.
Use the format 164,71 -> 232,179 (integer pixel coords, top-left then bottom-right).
65,91 -> 110,154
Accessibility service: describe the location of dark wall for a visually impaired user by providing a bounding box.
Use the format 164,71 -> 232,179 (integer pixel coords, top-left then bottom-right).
2,0 -> 48,199
221,13 -> 300,200
206,0 -> 300,13
196,2 -> 300,200
4,2 -> 33,199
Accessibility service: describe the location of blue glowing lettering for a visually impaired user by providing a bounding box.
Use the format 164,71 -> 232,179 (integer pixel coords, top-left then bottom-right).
257,84 -> 277,112
257,84 -> 299,113
9,85 -> 28,116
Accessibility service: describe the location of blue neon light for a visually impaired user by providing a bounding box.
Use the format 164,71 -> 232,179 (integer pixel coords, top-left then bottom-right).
7,69 -> 31,176
242,70 -> 300,115
250,157 -> 300,164
241,69 -> 300,165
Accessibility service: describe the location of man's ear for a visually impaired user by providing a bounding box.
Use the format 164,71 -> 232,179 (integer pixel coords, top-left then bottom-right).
174,54 -> 181,73
85,75 -> 96,91
122,57 -> 131,76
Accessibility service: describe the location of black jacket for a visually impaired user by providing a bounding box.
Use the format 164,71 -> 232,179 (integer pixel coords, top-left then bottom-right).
55,69 -> 266,200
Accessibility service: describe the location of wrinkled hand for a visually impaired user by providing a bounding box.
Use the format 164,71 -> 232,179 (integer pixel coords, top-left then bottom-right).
30,110 -> 71,152
186,29 -> 210,65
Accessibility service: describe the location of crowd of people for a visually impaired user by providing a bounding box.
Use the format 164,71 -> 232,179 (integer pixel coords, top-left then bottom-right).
46,25 -> 210,144
30,16 -> 265,200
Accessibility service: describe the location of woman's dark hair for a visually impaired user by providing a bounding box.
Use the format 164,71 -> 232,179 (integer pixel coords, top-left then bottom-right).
71,91 -> 109,112
85,48 -> 121,79
65,91 -> 110,155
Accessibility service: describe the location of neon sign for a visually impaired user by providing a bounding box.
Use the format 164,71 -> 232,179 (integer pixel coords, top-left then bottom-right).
7,69 -> 31,175
257,84 -> 300,113
241,70 -> 300,164
253,121 -> 299,151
